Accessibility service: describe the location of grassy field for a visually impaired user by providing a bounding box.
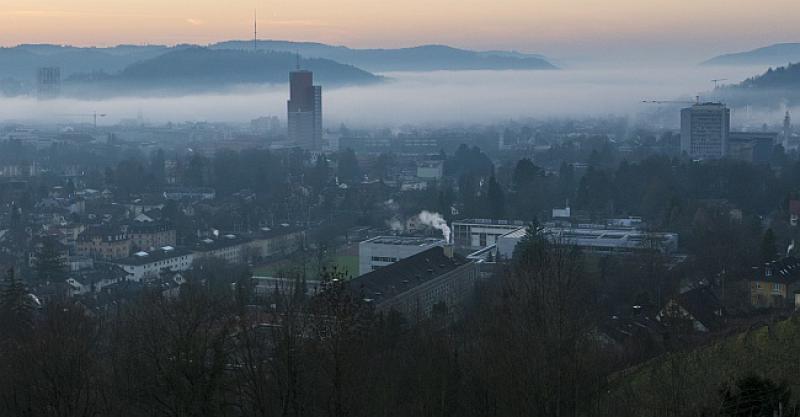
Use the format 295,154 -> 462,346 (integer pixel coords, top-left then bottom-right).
251,254 -> 359,280
602,315 -> 800,415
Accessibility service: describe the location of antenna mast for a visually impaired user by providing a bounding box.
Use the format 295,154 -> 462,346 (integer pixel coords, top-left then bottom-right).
253,9 -> 257,51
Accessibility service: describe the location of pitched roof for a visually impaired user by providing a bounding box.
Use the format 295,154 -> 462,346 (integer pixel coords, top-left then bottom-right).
751,257 -> 800,284
674,286 -> 724,331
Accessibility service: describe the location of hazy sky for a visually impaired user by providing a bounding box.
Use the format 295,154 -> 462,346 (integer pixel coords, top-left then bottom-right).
1,0 -> 799,63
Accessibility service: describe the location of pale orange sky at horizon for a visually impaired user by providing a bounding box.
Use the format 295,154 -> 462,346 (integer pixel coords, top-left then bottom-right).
1,0 -> 799,61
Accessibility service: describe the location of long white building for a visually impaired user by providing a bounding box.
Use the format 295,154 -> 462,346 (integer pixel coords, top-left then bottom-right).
497,226 -> 679,259
358,236 -> 446,276
452,219 -> 527,251
112,247 -> 194,281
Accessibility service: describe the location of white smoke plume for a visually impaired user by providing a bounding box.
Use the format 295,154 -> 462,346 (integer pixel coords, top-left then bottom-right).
417,210 -> 451,244
387,217 -> 404,233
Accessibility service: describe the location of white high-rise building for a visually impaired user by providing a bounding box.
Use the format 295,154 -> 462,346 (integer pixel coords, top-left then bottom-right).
680,102 -> 730,159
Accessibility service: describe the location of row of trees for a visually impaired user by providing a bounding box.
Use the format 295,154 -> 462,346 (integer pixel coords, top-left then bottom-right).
2,229 -> 796,417
0,228 -> 607,417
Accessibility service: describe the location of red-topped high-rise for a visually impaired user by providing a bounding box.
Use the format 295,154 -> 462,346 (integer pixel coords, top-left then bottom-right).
287,63 -> 322,150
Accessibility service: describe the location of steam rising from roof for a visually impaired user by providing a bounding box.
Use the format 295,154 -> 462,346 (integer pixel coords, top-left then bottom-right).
417,210 -> 450,243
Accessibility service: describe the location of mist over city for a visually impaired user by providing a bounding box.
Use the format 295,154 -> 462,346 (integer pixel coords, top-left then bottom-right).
0,65 -> 784,126
3,1 -> 800,416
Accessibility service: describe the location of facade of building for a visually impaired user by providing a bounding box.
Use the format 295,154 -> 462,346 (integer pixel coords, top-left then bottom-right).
192,234 -> 251,265
112,247 -> 194,282
727,131 -> 777,164
36,67 -> 61,99
287,69 -> 322,150
126,222 -> 176,252
452,219 -> 527,251
66,264 -> 128,296
248,225 -> 305,262
350,246 -> 478,321
416,160 -> 444,180
76,226 -> 131,260
358,236 -> 446,276
680,102 -> 730,159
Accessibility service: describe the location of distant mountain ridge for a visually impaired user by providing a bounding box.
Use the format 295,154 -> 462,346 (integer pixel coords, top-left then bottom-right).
702,43 -> 800,66
0,40 -> 557,82
212,40 -> 558,71
0,40 -> 556,98
61,47 -> 380,98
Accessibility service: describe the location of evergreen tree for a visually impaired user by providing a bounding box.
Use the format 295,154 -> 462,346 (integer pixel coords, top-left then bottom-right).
34,238 -> 66,286
761,228 -> 777,263
337,148 -> 361,184
511,158 -> 542,191
486,175 -> 505,219
721,374 -> 793,417
0,268 -> 33,340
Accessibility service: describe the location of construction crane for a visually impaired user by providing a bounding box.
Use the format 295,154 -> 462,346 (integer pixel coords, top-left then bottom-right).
711,78 -> 728,89
55,112 -> 107,129
642,96 -> 701,105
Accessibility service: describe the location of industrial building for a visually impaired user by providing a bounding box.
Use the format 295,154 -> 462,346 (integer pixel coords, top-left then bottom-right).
496,226 -> 679,259
452,219 -> 527,251
358,236 -> 446,276
349,246 -> 478,321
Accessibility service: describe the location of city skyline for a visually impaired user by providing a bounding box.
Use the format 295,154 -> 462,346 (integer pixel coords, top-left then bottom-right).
2,0 -> 800,63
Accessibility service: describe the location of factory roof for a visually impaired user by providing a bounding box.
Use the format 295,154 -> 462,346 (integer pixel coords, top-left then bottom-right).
349,246 -> 470,305
362,235 -> 446,246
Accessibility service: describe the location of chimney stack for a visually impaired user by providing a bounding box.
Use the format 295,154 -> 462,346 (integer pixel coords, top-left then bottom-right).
443,244 -> 454,259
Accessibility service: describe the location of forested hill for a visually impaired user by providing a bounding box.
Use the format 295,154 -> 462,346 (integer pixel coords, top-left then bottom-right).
737,62 -> 800,89
63,47 -> 381,98
716,62 -> 800,107
212,40 -> 558,72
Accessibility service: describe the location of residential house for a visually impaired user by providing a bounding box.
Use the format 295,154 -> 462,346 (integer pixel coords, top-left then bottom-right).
125,221 -> 176,252
76,226 -> 131,260
657,286 -> 725,332
749,258 -> 800,309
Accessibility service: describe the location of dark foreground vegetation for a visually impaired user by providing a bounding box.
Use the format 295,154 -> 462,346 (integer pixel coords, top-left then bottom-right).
0,229 -> 798,417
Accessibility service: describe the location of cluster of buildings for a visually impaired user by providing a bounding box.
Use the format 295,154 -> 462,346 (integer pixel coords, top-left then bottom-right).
348,208 -> 682,322
680,102 -> 793,162
0,177 -> 307,305
451,213 -> 679,260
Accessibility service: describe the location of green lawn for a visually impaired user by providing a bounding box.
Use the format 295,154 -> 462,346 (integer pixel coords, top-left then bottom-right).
331,255 -> 359,279
251,255 -> 359,280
